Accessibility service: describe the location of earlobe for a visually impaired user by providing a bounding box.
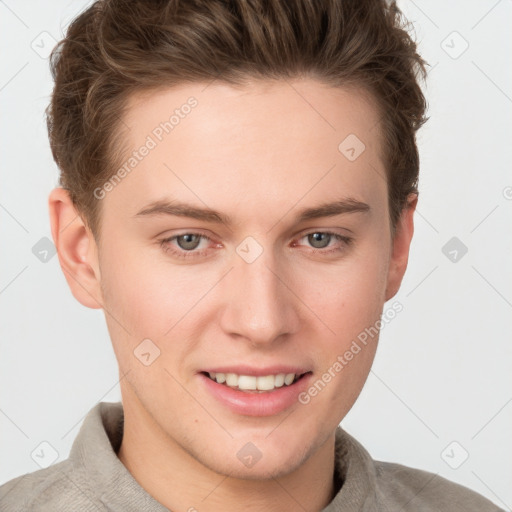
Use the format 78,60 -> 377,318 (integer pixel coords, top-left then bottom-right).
48,187 -> 103,309
384,193 -> 417,302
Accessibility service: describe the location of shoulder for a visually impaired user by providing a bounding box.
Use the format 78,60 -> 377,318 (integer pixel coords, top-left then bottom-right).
373,460 -> 505,511
331,426 -> 504,512
0,460 -> 105,512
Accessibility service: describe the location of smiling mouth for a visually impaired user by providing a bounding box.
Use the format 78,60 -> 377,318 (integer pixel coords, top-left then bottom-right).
201,371 -> 311,393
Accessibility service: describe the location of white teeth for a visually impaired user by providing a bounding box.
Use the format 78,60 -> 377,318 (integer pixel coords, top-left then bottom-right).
225,373 -> 238,386
274,374 -> 285,387
256,375 -> 275,391
284,373 -> 295,385
238,375 -> 257,390
207,371 -> 302,391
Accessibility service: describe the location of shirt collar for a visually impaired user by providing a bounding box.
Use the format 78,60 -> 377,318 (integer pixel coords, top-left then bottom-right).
69,401 -> 377,511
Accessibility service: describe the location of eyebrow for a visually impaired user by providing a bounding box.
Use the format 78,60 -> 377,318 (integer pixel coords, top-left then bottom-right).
133,197 -> 370,225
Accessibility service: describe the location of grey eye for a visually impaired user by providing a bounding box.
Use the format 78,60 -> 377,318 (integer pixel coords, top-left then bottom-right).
308,232 -> 332,249
176,234 -> 202,250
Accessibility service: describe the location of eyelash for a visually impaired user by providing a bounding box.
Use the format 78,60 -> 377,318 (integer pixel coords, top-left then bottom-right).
158,231 -> 353,260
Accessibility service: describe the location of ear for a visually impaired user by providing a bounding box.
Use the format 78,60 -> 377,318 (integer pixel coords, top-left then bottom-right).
48,187 -> 103,309
384,193 -> 417,301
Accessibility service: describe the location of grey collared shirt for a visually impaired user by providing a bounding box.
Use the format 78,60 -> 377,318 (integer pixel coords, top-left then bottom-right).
0,401 -> 504,511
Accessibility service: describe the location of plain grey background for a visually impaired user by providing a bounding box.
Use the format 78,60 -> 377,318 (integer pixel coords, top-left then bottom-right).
1,1 -> 511,509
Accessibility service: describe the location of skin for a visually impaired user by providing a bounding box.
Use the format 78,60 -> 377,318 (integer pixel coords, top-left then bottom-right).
48,78 -> 416,512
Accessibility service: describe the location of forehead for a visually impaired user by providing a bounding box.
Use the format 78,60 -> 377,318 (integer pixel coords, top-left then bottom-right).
103,78 -> 387,228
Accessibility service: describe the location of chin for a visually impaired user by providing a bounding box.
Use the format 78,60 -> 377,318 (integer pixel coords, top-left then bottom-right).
213,452 -> 307,481
193,432 -> 316,482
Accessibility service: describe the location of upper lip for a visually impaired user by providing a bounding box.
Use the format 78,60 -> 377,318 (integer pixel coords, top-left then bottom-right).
201,365 -> 311,376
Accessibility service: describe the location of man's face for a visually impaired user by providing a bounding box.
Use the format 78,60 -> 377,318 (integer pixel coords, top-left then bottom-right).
90,79 -> 403,478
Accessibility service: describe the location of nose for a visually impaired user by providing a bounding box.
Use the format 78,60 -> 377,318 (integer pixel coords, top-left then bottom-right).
218,246 -> 300,347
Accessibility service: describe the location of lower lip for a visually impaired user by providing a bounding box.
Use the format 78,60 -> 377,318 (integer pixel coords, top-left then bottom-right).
199,373 -> 313,417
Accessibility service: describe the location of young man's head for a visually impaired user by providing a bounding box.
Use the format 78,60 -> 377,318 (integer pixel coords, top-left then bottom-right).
47,0 -> 428,498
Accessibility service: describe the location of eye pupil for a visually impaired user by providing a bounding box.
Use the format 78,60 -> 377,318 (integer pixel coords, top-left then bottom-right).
177,234 -> 201,250
308,232 -> 331,249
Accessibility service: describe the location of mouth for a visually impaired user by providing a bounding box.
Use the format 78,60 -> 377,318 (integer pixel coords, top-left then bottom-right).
200,371 -> 311,393
198,368 -> 313,416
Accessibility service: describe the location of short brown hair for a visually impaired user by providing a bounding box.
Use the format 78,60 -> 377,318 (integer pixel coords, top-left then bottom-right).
46,0 -> 429,242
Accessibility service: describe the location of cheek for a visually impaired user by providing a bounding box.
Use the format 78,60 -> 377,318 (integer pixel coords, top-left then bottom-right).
297,252 -> 388,408
100,248 -> 221,342
301,245 -> 389,339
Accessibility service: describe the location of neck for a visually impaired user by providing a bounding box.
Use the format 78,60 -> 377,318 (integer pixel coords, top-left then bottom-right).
117,397 -> 337,512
